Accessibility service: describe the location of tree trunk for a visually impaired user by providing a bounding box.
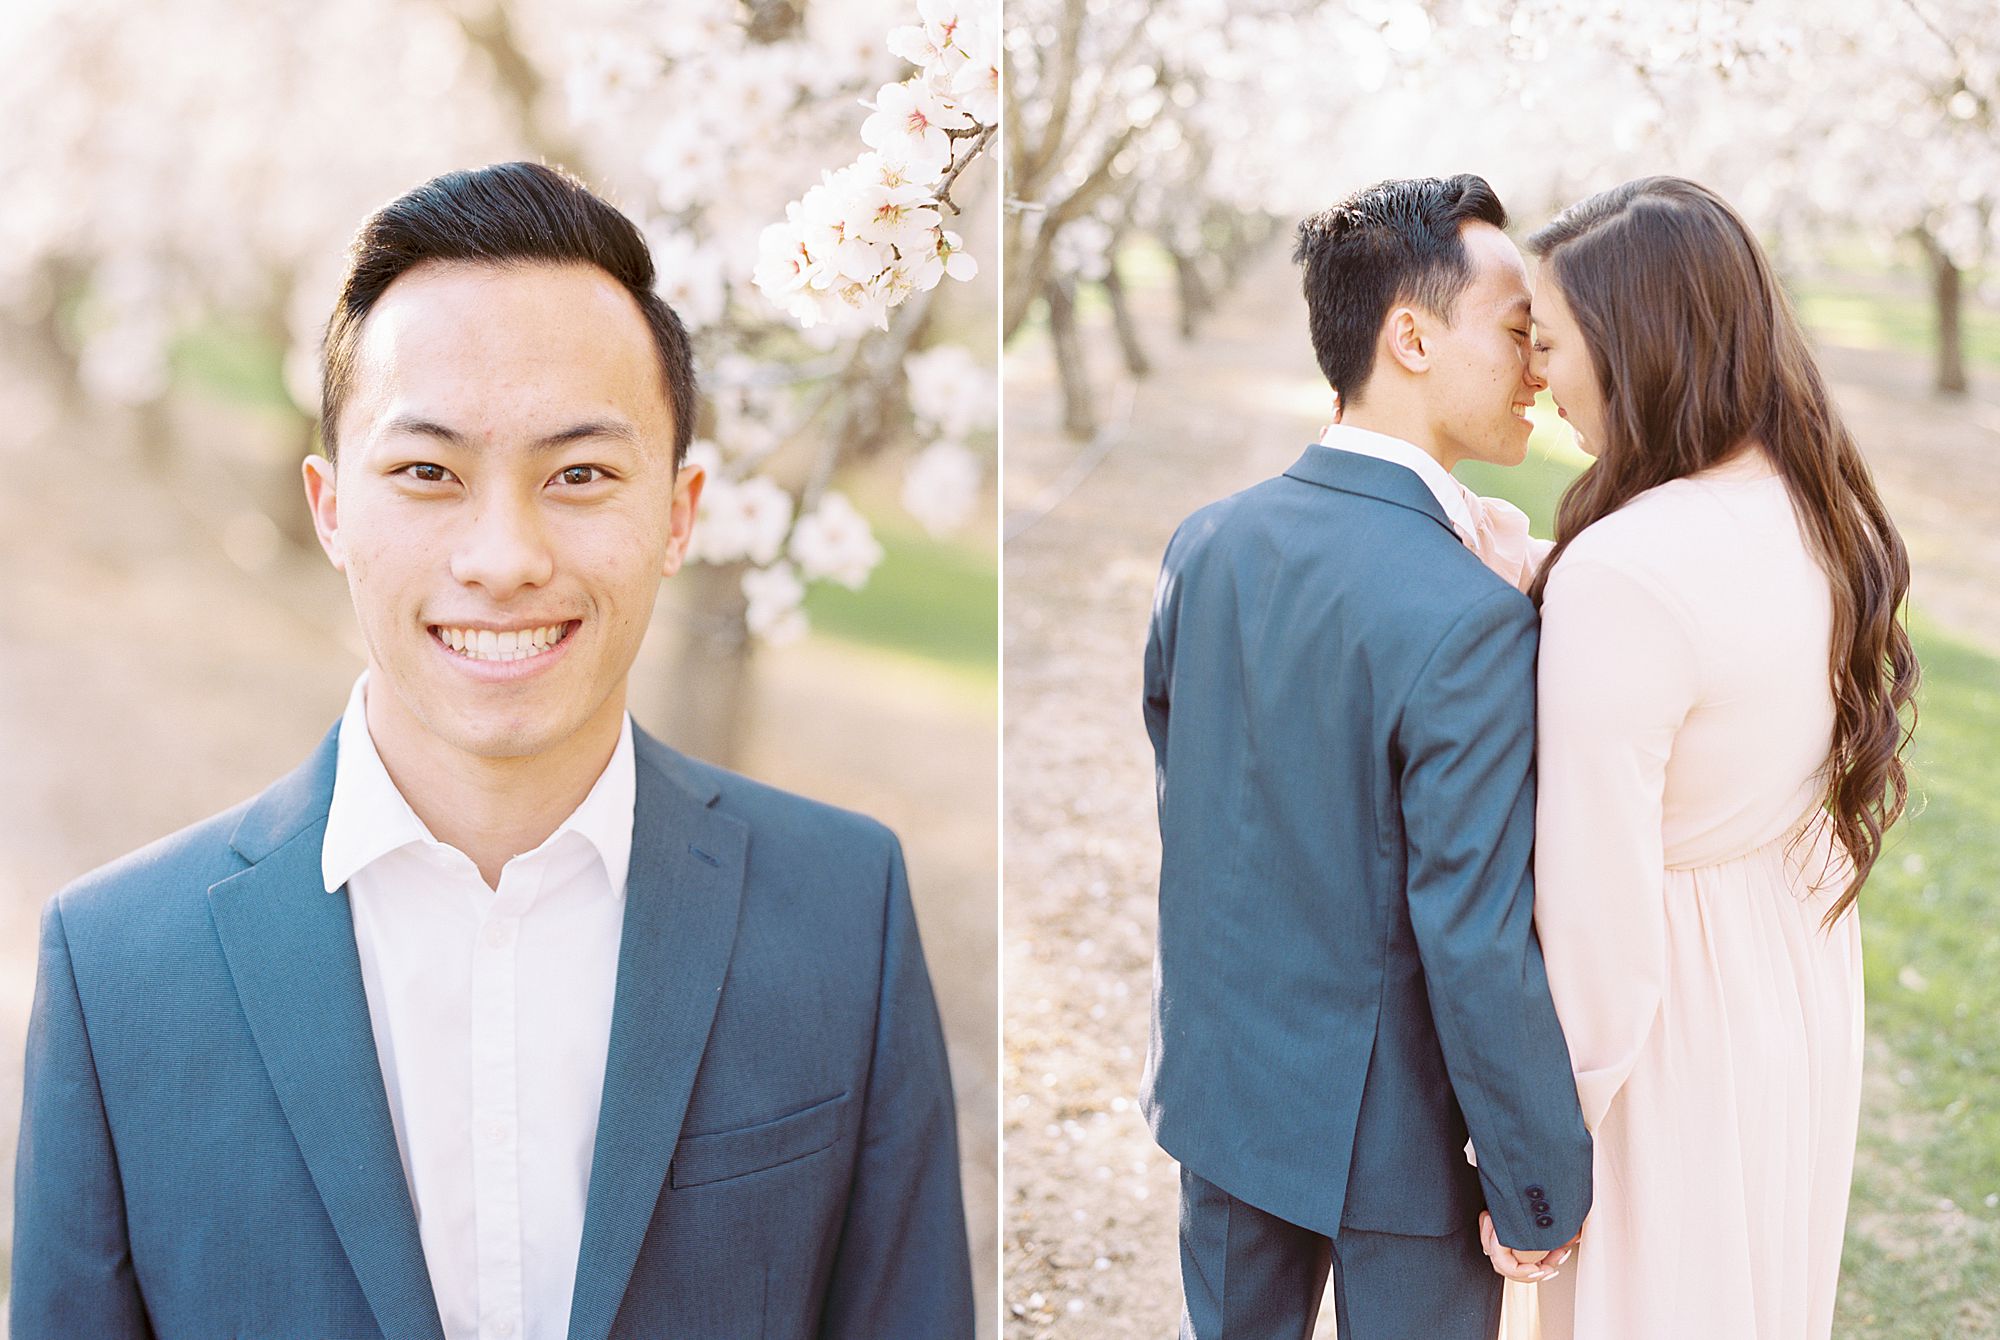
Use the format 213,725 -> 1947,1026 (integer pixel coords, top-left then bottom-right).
651,560 -> 756,768
269,411 -> 323,550
1101,251 -> 1150,378
1924,232 -> 1968,395
132,395 -> 176,473
1171,248 -> 1211,340
21,258 -> 89,421
1045,278 -> 1095,440
745,0 -> 807,41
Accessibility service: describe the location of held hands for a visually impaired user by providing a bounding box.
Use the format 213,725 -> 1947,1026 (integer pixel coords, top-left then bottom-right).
1478,1210 -> 1577,1284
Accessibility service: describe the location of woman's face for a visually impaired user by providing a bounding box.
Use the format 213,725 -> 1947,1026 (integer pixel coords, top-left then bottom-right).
1528,264 -> 1608,457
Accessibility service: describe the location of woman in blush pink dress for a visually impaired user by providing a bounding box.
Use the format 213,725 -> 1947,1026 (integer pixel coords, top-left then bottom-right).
1505,177 -> 1920,1339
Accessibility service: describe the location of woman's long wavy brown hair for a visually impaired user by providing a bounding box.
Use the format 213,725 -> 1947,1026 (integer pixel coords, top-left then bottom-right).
1525,177 -> 1918,927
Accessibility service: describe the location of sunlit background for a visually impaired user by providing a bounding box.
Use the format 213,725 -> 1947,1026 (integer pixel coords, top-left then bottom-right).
1003,1 -> 1999,1335
0,0 -> 999,1330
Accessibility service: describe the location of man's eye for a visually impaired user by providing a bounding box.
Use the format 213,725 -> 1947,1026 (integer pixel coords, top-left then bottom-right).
403,463 -> 453,483
556,465 -> 604,486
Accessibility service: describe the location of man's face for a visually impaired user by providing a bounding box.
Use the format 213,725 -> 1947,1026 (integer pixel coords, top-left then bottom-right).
1422,221 -> 1544,468
1527,264 -> 1607,457
303,261 -> 702,763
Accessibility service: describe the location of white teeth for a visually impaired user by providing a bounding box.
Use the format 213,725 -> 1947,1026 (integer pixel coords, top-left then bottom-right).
434,623 -> 570,662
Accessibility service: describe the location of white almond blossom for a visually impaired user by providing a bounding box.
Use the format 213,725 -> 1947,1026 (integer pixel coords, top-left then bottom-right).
2,0 -> 996,664
860,77 -> 971,178
789,491 -> 886,590
946,19 -> 1001,126
742,562 -> 809,646
645,227 -> 728,332
755,0 -> 996,332
688,472 -> 795,568
905,343 -> 996,441
887,0 -> 967,71
901,440 -> 983,537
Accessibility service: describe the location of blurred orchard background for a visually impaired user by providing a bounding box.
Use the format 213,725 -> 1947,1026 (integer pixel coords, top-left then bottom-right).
1003,0 -> 2000,1335
0,0 -> 999,1328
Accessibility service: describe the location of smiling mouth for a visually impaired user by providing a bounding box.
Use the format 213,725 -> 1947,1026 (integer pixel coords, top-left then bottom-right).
430,620 -> 579,662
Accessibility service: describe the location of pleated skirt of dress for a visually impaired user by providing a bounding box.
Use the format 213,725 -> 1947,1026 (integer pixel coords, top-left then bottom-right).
1503,826 -> 1863,1340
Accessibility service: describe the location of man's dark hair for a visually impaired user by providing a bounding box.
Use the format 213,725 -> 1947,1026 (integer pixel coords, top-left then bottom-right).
1292,174 -> 1508,407
319,161 -> 697,467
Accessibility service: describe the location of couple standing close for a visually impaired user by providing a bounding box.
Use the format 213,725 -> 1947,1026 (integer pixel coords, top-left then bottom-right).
1142,174 -> 1918,1339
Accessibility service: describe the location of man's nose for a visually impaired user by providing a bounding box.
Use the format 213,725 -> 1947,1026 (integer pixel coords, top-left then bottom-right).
450,490 -> 555,595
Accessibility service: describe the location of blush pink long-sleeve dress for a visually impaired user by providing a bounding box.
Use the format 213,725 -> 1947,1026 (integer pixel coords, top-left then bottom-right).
1477,449 -> 1863,1340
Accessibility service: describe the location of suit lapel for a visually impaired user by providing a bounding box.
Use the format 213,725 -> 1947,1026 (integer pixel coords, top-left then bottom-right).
567,734 -> 748,1340
207,725 -> 444,1340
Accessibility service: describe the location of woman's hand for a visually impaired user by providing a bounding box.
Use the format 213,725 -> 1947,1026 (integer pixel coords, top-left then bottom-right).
1478,1210 -> 1576,1283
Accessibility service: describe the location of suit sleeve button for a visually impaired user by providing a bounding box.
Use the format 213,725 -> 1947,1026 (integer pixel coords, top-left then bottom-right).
1536,1215 -> 1555,1229
1525,1184 -> 1546,1199
1532,1200 -> 1551,1214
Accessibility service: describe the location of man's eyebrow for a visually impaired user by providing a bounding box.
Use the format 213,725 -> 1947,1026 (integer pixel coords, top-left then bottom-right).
1505,295 -> 1532,321
382,415 -> 641,451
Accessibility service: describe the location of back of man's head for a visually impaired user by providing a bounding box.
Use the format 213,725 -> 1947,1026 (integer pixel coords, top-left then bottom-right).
319,161 -> 697,467
1293,174 -> 1508,409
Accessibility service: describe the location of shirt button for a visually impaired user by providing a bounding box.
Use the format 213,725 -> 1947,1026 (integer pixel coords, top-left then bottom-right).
486,1123 -> 508,1145
494,1321 -> 516,1338
485,922 -> 511,948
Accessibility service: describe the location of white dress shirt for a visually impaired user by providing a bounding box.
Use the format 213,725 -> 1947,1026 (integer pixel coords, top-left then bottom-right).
321,673 -> 634,1340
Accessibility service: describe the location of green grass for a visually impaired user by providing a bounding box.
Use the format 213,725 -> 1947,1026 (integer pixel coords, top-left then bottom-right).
1859,620 -> 2000,1198
804,512 -> 997,682
1465,439 -> 2000,1334
1794,280 -> 2000,370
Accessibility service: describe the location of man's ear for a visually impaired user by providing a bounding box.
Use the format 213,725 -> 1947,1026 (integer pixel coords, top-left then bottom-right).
1381,305 -> 1432,375
660,459 -> 707,579
301,454 -> 347,572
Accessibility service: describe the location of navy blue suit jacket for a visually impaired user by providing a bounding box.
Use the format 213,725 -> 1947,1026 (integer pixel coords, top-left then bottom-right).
1140,444 -> 1591,1250
13,723 -> 973,1339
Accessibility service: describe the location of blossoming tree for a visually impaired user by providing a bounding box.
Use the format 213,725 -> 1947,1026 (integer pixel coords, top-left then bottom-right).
0,0 -> 998,764
1004,0 -> 1998,438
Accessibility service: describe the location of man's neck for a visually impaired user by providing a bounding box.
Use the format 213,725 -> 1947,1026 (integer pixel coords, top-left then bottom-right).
1332,406 -> 1458,472
362,679 -> 625,890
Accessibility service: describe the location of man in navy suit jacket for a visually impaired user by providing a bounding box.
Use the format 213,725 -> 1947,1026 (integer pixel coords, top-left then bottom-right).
13,163 -> 973,1340
1141,176 -> 1592,1339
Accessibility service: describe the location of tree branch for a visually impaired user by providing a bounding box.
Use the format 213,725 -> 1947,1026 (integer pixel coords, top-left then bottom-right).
936,123 -> 997,214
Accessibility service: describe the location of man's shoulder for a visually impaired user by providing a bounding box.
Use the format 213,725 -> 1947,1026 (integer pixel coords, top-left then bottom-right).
634,732 -> 900,874
49,792 -> 262,941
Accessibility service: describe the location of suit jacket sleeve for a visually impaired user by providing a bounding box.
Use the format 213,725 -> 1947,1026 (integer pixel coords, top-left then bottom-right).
817,838 -> 974,1338
12,897 -> 154,1339
1396,587 -> 1593,1250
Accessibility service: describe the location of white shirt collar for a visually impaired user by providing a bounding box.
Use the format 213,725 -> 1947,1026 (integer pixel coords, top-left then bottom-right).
321,671 -> 636,897
1316,422 -> 1477,539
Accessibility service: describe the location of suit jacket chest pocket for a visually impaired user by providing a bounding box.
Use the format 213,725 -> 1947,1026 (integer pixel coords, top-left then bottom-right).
669,1090 -> 850,1189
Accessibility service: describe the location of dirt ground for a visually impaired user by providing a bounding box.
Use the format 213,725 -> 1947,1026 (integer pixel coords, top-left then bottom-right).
0,379 -> 998,1334
999,243 -> 2000,1337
